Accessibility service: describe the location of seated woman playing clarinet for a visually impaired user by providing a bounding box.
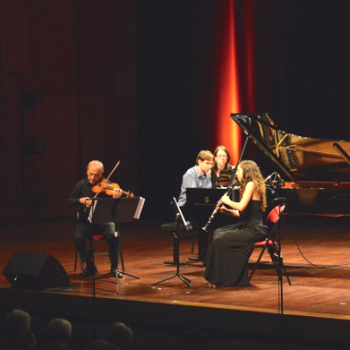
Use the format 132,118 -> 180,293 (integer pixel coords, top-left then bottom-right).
204,160 -> 268,287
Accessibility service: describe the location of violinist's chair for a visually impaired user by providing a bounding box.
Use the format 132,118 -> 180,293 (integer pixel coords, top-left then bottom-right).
74,233 -> 125,274
151,197 -> 194,288
73,202 -> 124,275
246,203 -> 291,286
74,196 -> 143,282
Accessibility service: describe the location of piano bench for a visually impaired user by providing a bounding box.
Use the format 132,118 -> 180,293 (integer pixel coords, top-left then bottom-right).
161,222 -> 197,265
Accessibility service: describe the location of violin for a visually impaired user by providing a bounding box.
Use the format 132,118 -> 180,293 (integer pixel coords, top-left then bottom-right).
92,179 -> 134,198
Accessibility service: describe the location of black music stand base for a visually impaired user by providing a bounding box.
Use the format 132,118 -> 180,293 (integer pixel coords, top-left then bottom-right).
152,198 -> 193,288
152,223 -> 192,288
152,266 -> 192,288
85,237 -> 140,284
90,197 -> 142,283
96,269 -> 140,284
163,234 -> 189,266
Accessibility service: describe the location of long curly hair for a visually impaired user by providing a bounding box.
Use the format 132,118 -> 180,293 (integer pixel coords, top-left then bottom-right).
238,160 -> 267,212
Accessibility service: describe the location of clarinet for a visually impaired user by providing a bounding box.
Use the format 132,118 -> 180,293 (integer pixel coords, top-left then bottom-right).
201,136 -> 250,232
201,175 -> 238,232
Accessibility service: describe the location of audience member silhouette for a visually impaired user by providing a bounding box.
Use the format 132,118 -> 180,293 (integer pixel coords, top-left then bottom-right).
39,340 -> 69,350
85,339 -> 120,350
0,309 -> 37,350
105,322 -> 133,350
38,318 -> 72,349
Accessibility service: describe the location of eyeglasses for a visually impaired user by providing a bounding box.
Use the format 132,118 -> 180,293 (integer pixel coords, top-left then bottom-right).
203,160 -> 214,166
216,154 -> 228,159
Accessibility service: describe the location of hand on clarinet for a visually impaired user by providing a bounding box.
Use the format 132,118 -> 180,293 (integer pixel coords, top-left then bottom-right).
221,194 -> 231,206
215,198 -> 222,210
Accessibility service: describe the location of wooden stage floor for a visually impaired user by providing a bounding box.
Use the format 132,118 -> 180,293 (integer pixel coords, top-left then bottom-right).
1,216 -> 350,349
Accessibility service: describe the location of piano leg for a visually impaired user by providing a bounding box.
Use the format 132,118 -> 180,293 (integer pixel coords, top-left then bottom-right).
189,229 -> 208,264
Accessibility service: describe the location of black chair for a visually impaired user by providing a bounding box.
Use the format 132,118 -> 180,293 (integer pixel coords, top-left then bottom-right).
246,204 -> 291,286
74,198 -> 141,283
74,233 -> 125,273
151,198 -> 194,288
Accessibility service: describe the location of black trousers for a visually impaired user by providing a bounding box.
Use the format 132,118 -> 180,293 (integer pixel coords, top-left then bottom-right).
73,221 -> 119,269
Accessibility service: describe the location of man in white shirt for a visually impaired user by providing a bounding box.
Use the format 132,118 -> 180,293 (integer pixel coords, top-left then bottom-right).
178,150 -> 214,207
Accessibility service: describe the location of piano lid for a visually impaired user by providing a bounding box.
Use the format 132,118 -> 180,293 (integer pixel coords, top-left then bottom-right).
231,113 -> 350,185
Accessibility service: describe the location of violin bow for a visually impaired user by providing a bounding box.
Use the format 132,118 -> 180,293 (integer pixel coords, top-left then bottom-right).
93,160 -> 121,198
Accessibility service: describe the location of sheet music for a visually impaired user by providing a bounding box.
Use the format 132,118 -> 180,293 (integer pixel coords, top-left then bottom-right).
134,197 -> 145,219
88,200 -> 98,222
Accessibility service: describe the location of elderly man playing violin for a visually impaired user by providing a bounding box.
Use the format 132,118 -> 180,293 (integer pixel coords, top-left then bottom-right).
67,160 -> 123,279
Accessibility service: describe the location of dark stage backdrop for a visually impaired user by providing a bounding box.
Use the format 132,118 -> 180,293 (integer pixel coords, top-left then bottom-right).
1,0 -> 350,224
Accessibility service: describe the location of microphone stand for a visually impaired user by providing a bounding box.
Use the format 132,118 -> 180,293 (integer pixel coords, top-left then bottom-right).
275,205 -> 287,349
202,135 -> 250,232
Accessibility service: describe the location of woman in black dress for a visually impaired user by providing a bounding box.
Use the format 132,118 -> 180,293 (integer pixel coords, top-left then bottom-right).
204,160 -> 268,287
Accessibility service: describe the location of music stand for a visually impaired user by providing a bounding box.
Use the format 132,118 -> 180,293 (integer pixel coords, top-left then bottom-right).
91,198 -> 119,224
152,197 -> 193,288
172,197 -> 193,230
91,198 -> 142,282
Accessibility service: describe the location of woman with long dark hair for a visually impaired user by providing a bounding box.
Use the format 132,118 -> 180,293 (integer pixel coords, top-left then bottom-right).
205,160 -> 268,287
211,145 -> 234,188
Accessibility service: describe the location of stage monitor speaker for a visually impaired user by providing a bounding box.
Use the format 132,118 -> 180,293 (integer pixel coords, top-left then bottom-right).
2,252 -> 70,290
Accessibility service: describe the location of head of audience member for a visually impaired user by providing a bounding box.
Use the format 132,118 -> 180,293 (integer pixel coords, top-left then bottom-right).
40,339 -> 69,350
105,322 -> 133,350
213,145 -> 231,173
44,318 -> 72,344
196,150 -> 214,175
183,328 -> 208,350
2,309 -> 37,349
85,339 -> 120,350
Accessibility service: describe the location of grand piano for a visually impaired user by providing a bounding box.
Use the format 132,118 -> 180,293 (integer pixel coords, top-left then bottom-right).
183,113 -> 350,262
231,113 -> 350,215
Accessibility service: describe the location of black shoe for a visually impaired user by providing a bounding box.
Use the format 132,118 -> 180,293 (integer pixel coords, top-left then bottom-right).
78,265 -> 98,279
110,267 -> 123,278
